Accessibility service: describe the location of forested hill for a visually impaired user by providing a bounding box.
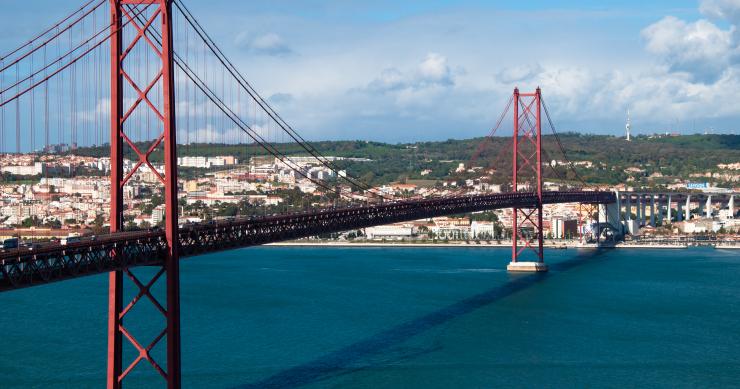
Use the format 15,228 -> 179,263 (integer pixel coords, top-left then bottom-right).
72,133 -> 740,187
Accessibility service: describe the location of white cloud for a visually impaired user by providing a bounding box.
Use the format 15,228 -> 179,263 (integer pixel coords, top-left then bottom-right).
186,2 -> 740,139
496,64 -> 544,84
371,68 -> 405,91
235,32 -> 293,56
149,3 -> 740,139
78,98 -> 111,122
641,16 -> 734,81
700,0 -> 740,23
368,52 -> 456,93
417,53 -> 454,86
183,124 -> 252,145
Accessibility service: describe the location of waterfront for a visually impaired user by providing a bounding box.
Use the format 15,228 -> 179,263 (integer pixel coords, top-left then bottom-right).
1,247 -> 740,388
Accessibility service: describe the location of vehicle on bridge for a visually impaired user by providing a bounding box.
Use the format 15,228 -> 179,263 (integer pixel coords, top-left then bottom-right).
60,233 -> 82,246
0,238 -> 18,251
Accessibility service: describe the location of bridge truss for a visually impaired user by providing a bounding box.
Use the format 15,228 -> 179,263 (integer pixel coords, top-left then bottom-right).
0,190 -> 614,293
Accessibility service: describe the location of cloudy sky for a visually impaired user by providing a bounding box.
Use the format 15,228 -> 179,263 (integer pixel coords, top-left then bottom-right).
2,0 -> 739,142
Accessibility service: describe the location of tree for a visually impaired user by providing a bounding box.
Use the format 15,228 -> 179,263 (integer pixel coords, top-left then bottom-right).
493,223 -> 504,239
21,216 -> 41,228
45,219 -> 62,229
94,214 -> 105,227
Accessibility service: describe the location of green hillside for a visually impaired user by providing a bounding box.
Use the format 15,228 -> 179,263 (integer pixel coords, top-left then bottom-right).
68,133 -> 740,187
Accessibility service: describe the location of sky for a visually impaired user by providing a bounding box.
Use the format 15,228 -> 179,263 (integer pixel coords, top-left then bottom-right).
1,0 -> 739,142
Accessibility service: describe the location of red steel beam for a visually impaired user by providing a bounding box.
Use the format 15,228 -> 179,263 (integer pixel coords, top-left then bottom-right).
511,88 -> 519,262
535,87 -> 544,261
511,87 -> 545,263
107,1 -> 180,387
107,1 -> 124,387
160,0 -> 182,385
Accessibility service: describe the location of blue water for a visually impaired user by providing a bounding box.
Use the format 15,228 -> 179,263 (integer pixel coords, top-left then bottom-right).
1,247 -> 740,388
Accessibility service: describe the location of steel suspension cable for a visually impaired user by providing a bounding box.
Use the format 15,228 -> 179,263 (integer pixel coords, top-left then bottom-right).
517,104 -> 566,184
0,16 -> 112,96
0,0 -> 106,72
0,0 -> 102,62
540,97 -> 591,188
469,95 -> 513,167
129,4 -> 390,201
178,62 -> 346,197
172,0 -> 380,195
122,7 -> 346,198
0,5 -> 149,109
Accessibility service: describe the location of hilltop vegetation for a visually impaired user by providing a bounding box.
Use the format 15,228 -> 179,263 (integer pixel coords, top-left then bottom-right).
68,133 -> 740,188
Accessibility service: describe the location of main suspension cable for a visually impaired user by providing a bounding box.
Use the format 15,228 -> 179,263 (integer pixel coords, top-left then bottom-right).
0,5 -> 148,108
0,0 -> 105,61
172,0 -> 381,195
541,97 -> 591,188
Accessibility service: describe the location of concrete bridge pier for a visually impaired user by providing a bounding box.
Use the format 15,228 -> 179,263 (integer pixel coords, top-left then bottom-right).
667,195 -> 672,224
706,195 -> 712,219
600,200 -> 624,238
650,195 -> 656,227
730,195 -> 735,218
676,198 -> 682,222
685,195 -> 691,221
641,195 -> 647,226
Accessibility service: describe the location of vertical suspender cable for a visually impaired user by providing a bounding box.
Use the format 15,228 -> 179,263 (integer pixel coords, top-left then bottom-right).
15,62 -> 20,154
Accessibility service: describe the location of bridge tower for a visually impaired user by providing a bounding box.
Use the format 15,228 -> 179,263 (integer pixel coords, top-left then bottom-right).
507,88 -> 548,272
108,1 -> 181,388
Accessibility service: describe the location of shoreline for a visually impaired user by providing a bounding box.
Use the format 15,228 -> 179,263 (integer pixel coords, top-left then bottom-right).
266,241 -> 740,249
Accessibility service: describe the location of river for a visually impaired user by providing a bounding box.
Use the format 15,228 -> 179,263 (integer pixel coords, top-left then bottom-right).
1,247 -> 739,388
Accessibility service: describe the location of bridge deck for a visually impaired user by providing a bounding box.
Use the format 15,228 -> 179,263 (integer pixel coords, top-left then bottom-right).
0,191 -> 614,292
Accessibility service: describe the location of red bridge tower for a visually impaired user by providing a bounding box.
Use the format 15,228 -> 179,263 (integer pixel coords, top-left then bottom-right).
508,88 -> 548,272
107,1 -> 181,387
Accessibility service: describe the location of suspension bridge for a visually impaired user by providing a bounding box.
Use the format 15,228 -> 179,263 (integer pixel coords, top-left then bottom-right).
0,1 -> 614,387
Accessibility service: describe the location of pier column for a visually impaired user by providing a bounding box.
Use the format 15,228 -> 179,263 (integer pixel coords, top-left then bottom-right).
596,204 -> 601,244
730,195 -> 735,218
641,195 -> 646,226
626,194 -> 632,220
677,198 -> 682,222
650,195 -> 656,227
667,195 -> 672,223
685,195 -> 691,221
706,195 -> 712,219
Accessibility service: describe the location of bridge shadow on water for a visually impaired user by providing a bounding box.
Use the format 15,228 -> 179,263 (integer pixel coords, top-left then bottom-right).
235,249 -> 612,389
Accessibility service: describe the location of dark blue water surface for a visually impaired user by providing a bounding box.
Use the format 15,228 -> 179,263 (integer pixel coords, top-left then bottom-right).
1,247 -> 739,388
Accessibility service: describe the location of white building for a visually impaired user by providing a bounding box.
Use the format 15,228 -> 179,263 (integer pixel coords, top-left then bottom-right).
471,221 -> 495,238
431,217 -> 471,240
719,209 -> 735,221
550,217 -> 578,239
151,205 -> 166,225
365,223 -> 416,240
177,156 -> 239,169
1,162 -> 44,176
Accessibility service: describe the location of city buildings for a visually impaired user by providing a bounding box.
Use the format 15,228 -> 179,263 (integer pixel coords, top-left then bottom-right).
0,151 -> 737,243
